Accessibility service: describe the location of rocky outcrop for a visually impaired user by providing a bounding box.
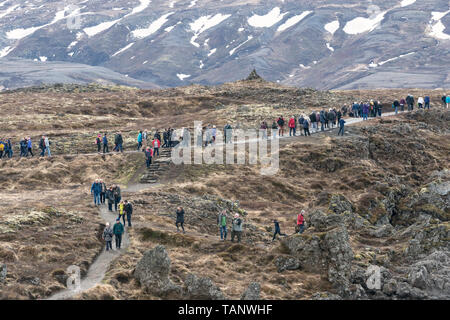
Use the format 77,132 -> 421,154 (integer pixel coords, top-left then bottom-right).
241,282 -> 261,300
134,245 -> 180,297
274,256 -> 301,273
184,274 -> 225,300
283,226 -> 354,296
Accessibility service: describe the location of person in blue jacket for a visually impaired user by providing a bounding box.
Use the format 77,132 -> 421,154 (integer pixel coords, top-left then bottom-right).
424,96 -> 430,110
27,137 -> 34,157
338,118 -> 346,136
102,133 -> 109,154
90,179 -> 102,205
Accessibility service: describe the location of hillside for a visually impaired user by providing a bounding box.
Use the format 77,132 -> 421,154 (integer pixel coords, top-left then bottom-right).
0,81 -> 448,300
0,0 -> 449,89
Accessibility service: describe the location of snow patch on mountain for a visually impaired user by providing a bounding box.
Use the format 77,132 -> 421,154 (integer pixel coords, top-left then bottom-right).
428,10 -> 450,40
400,0 -> 416,7
132,12 -> 174,38
189,14 -> 231,47
324,19 -> 340,35
343,10 -> 387,34
177,73 -> 190,80
277,11 -> 312,32
248,7 -> 287,28
112,42 -> 135,57
229,35 -> 253,56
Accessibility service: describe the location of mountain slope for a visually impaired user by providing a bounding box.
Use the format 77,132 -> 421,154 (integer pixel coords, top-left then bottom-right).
0,0 -> 449,89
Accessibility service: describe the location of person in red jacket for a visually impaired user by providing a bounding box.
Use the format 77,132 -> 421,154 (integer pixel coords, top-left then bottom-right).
297,210 -> 305,234
152,137 -> 161,156
288,117 -> 296,136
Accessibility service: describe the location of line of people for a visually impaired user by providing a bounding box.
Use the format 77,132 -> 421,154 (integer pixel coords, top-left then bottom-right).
0,135 -> 51,159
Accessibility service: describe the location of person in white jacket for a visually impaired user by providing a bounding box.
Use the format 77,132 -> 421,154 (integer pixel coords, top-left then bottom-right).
418,97 -> 424,109
44,136 -> 51,157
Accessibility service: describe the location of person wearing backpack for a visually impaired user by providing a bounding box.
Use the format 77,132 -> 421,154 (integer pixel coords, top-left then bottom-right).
277,116 -> 285,137
0,141 -> 4,159
288,116 -> 296,136
319,110 -> 325,131
102,222 -> 114,252
6,139 -> 12,158
113,218 -> 124,249
145,146 -> 153,168
393,100 -> 400,115
217,210 -> 228,241
117,200 -> 126,225
176,207 -> 185,233
303,116 -> 311,136
124,200 -> 133,227
272,219 -> 287,241
231,213 -> 243,243
297,211 -> 305,234
99,179 -> 107,205
446,95 -> 450,109
417,96 -> 424,109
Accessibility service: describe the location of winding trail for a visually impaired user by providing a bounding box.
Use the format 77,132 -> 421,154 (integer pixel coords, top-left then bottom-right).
46,110 -> 408,299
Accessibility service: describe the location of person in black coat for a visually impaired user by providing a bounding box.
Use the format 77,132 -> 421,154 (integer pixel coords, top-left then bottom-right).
176,207 -> 185,233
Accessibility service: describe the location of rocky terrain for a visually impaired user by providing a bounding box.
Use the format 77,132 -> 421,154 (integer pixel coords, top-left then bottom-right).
0,0 -> 449,89
0,79 -> 448,300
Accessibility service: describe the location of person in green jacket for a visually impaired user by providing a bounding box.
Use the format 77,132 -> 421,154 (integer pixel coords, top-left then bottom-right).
113,218 -> 124,249
217,210 -> 228,241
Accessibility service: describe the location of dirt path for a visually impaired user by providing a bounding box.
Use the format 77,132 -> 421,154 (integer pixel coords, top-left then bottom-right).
45,110 -> 406,300
46,183 -> 153,300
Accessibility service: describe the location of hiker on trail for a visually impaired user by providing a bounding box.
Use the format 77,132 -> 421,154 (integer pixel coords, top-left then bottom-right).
145,147 -> 153,168
143,130 -> 148,146
272,219 -> 287,241
358,102 -> 363,118
27,137 -> 34,157
217,210 -> 228,241
114,132 -> 123,153
337,109 -> 342,122
6,139 -> 12,158
137,131 -> 143,150
39,136 -> 45,156
393,100 -> 400,115
341,105 -> 348,116
418,96 -> 424,109
152,136 -> 161,156
181,127 -> 190,147
95,134 -> 102,153
271,121 -> 278,139
0,141 -> 4,159
113,185 -> 121,212
19,138 -> 27,157
303,115 -> 311,136
224,123 -> 233,143
324,109 -> 329,129
406,95 -> 414,111
424,96 -> 430,110
113,218 -> 124,249
106,187 -> 114,211
100,179 -> 107,205
204,125 -> 211,147
162,128 -> 169,148
298,115 -> 304,136
288,116 -> 296,136
446,95 -> 450,109
118,200 -> 126,225
315,112 -> 320,131
91,179 -> 101,205
44,136 -> 51,157
124,200 -> 133,227
176,206 -> 185,233
319,110 -> 326,131
103,133 -> 109,153
155,130 -> 161,144
196,124 -> 203,147
338,117 -> 346,136
377,101 -> 382,116
297,210 -> 305,234
170,128 -> 178,147
259,121 -> 268,140
328,109 -> 336,128
373,101 -> 379,117
309,112 -> 317,132
211,125 -> 217,143
352,102 -> 359,118
103,222 -> 113,252
231,213 -> 243,243
400,98 -> 406,112
362,103 -> 369,121
277,116 -> 285,137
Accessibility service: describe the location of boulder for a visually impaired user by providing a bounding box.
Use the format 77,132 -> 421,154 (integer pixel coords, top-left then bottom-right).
329,194 -> 354,215
185,274 -> 225,300
134,245 -> 180,297
241,282 -> 260,300
274,256 -> 301,273
382,279 -> 398,296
